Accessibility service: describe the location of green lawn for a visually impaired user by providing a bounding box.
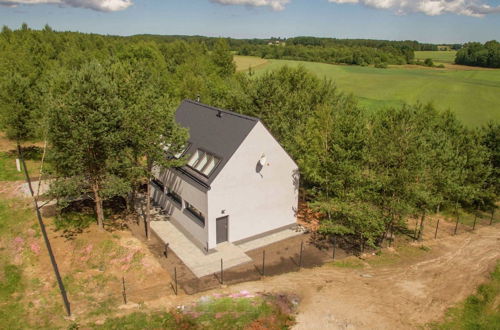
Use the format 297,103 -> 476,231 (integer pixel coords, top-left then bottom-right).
415,51 -> 457,64
431,262 -> 500,329
253,59 -> 500,127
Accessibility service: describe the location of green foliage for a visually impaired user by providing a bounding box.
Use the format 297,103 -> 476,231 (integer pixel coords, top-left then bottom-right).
211,38 -> 236,77
431,263 -> 500,329
53,212 -> 95,232
424,58 -> 434,67
0,264 -> 23,297
92,295 -> 294,330
456,41 -> 500,68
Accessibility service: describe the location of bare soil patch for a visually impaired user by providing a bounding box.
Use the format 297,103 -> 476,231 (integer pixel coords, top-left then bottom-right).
216,224 -> 500,329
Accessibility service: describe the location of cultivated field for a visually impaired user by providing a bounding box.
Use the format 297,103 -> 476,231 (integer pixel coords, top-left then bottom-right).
250,58 -> 500,126
415,50 -> 457,64
234,55 -> 268,72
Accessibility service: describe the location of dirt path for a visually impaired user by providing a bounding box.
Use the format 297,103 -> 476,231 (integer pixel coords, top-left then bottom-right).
197,224 -> 500,329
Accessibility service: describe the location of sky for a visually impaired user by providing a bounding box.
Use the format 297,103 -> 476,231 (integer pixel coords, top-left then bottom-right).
0,0 -> 499,43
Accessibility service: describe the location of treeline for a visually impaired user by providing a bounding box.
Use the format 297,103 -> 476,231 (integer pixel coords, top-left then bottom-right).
1,26 -> 497,250
237,43 -> 413,65
131,34 -> 448,66
455,41 -> 500,68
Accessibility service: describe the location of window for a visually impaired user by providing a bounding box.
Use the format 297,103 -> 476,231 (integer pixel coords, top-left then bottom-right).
185,201 -> 205,225
187,149 -> 221,177
151,178 -> 164,191
166,189 -> 182,207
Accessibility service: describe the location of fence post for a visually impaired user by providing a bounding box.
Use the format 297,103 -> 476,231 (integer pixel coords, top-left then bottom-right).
434,219 -> 440,239
122,277 -> 127,304
220,259 -> 224,284
174,267 -> 178,295
262,250 -> 266,276
332,236 -> 337,260
472,209 -> 478,231
490,209 -> 495,225
454,205 -> 460,235
299,241 -> 304,269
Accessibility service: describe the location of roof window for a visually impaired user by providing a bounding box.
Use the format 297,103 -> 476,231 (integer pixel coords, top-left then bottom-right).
187,149 -> 221,176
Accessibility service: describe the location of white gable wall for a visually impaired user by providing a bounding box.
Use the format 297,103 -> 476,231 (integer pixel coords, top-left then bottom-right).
207,121 -> 299,249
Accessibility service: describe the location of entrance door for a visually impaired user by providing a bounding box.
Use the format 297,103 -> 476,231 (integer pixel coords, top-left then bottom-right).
216,216 -> 228,244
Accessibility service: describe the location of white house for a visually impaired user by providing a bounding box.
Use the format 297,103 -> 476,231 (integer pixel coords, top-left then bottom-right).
151,100 -> 299,252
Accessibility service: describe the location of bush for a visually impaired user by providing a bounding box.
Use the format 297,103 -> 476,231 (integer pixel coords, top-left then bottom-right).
375,62 -> 388,69
424,58 -> 434,67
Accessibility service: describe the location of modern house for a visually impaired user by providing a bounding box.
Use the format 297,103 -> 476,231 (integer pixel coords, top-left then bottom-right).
150,100 -> 299,252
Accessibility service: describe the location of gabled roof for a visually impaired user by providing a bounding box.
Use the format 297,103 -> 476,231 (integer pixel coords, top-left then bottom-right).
174,100 -> 259,187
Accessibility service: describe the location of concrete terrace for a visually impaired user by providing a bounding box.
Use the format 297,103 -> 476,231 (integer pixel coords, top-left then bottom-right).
149,219 -> 303,278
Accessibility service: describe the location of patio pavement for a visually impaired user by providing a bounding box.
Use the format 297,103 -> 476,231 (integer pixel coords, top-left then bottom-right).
150,221 -> 252,278
236,227 -> 304,252
150,218 -> 306,278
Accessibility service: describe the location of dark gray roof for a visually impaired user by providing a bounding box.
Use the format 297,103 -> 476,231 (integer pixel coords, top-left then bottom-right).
174,100 -> 259,187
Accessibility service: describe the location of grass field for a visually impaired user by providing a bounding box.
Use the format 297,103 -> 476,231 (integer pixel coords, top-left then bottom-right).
234,55 -> 268,72
249,58 -> 500,126
415,51 -> 457,64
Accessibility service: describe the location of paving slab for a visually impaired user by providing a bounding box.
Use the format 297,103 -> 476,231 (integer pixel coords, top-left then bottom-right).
150,221 -> 252,278
237,226 -> 305,252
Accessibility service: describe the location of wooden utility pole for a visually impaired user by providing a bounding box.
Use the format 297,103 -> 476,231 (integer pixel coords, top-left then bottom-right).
17,143 -> 71,316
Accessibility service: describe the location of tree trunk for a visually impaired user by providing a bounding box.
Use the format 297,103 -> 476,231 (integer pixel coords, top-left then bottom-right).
145,178 -> 151,239
127,188 -> 137,214
92,182 -> 104,230
144,157 -> 154,239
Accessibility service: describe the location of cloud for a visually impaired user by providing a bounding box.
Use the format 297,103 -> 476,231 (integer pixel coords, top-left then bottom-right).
210,0 -> 290,11
328,0 -> 500,17
0,0 -> 133,12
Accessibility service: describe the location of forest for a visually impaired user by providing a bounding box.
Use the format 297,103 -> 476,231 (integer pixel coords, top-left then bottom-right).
0,25 -> 498,251
455,40 -> 500,68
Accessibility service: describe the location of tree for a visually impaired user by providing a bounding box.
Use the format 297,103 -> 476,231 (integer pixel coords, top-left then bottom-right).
118,43 -> 188,235
47,60 -> 130,229
211,38 -> 236,77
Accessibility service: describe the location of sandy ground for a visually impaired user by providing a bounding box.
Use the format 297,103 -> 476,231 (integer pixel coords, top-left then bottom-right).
195,224 -> 499,330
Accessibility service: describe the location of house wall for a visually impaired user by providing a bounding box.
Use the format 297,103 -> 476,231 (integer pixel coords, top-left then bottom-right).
151,168 -> 208,251
207,121 -> 299,249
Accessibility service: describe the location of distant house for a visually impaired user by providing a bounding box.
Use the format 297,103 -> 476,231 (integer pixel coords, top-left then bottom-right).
151,100 -> 299,252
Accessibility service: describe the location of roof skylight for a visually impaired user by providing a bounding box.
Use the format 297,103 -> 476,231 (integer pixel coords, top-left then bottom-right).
187,149 -> 220,176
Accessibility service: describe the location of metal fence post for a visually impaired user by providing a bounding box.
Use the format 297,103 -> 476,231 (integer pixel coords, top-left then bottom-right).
122,277 -> 127,304
490,209 -> 495,225
472,209 -> 478,231
299,241 -> 304,268
220,259 -> 224,284
332,236 -> 337,260
174,267 -> 178,295
262,250 -> 266,276
434,219 -> 440,239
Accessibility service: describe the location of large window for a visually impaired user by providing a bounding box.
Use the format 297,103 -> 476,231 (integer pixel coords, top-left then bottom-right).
187,149 -> 221,177
185,201 -> 205,226
166,189 -> 182,207
151,178 -> 164,191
